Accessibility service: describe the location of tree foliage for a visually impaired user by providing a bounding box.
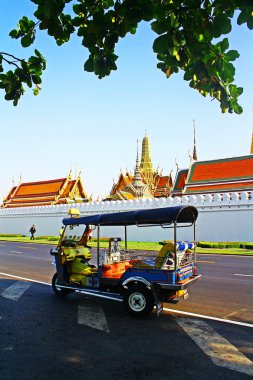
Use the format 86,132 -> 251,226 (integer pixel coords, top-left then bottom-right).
1,0 -> 253,113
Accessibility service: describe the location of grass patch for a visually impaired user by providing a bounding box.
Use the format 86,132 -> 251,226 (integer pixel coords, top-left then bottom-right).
0,236 -> 252,255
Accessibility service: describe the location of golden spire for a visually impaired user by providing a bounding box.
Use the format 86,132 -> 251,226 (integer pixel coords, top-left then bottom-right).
141,132 -> 152,168
140,132 -> 154,186
251,127 -> 253,154
193,119 -> 198,161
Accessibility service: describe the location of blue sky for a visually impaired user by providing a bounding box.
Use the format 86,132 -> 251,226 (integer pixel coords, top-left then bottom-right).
1,1 -> 253,201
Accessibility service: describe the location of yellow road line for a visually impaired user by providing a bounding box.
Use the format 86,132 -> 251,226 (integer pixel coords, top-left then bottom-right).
196,260 -> 216,264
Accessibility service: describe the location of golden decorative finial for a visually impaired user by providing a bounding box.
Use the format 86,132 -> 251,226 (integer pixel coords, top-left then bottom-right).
175,158 -> 179,172
74,163 -> 78,179
193,119 -> 198,161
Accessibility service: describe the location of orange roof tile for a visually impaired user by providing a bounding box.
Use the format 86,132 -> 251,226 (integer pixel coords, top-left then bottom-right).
157,176 -> 169,187
2,176 -> 88,208
188,155 -> 253,184
15,179 -> 66,197
171,169 -> 189,196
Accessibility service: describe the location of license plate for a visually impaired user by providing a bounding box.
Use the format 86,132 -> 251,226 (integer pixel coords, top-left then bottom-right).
183,290 -> 189,300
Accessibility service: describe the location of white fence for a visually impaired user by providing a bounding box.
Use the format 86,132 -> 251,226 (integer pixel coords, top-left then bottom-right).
0,191 -> 252,242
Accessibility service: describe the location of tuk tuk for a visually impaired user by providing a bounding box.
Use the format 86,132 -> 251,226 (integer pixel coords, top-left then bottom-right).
50,205 -> 201,317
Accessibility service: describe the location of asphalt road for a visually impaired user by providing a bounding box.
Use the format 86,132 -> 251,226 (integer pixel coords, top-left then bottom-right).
0,241 -> 253,380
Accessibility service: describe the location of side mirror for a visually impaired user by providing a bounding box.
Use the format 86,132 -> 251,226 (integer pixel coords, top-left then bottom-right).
50,248 -> 59,256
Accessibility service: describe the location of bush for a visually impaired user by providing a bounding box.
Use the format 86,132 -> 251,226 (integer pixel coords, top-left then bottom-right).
197,241 -> 253,249
35,236 -> 59,241
159,240 -> 173,246
47,237 -> 59,241
240,243 -> 253,250
0,233 -> 23,237
93,237 -> 111,242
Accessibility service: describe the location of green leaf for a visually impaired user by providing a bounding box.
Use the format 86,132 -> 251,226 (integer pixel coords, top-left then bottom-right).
247,17 -> 253,30
9,29 -> 18,38
33,88 -> 39,96
32,75 -> 42,85
226,50 -> 240,61
153,34 -> 169,53
218,38 -> 229,53
84,57 -> 94,72
21,34 -> 33,48
151,20 -> 170,35
229,84 -> 243,97
82,33 -> 97,48
237,10 -> 248,25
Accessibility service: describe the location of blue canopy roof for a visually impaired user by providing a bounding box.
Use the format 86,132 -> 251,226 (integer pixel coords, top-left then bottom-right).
63,205 -> 198,227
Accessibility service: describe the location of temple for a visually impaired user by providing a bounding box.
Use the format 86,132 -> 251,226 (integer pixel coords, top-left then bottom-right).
105,133 -> 173,200
2,171 -> 89,208
171,127 -> 253,197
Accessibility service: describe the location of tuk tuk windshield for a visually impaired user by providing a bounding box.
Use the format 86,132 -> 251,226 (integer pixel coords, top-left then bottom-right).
63,224 -> 86,244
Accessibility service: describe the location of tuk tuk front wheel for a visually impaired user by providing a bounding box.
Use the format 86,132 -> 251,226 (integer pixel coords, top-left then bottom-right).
52,273 -> 72,296
123,284 -> 154,317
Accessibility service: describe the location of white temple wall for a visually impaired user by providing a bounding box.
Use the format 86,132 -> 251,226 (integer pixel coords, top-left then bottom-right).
0,191 -> 252,242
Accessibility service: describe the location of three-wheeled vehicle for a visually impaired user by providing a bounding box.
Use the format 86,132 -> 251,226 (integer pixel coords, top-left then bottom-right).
50,205 -> 201,317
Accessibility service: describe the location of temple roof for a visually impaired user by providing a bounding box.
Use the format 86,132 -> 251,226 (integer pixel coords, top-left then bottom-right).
184,155 -> 253,194
2,174 -> 88,208
171,169 -> 189,197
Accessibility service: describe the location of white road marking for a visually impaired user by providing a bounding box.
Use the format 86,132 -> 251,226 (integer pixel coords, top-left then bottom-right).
163,307 -> 253,328
0,272 -> 50,286
203,275 -> 253,283
1,281 -> 31,301
0,272 -> 252,329
10,251 -> 23,254
177,318 -> 253,376
2,347 -> 14,351
78,303 -> 110,333
234,274 -> 253,277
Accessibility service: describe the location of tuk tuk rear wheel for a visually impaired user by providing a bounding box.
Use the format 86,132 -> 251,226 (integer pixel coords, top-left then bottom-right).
52,273 -> 72,296
123,284 -> 154,317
